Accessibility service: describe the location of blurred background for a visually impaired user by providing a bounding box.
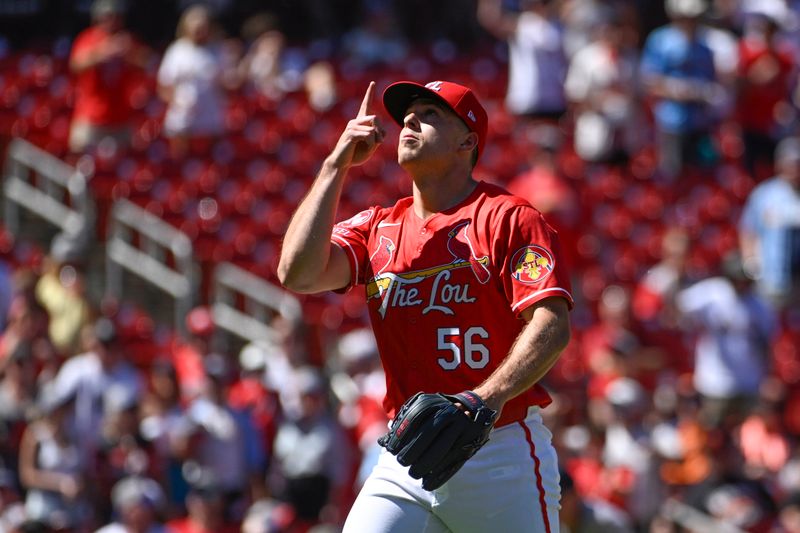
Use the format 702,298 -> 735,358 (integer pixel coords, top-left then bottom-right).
0,0 -> 799,531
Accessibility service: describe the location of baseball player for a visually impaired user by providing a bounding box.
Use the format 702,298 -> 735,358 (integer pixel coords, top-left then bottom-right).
278,80 -> 572,532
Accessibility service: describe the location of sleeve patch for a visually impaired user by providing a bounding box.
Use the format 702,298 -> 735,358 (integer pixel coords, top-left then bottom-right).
510,245 -> 555,284
338,209 -> 373,228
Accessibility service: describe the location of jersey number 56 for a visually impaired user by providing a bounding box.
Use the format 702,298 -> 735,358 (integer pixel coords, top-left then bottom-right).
437,327 -> 490,370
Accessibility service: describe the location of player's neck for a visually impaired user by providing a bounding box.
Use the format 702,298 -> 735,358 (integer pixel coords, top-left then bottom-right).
412,176 -> 478,219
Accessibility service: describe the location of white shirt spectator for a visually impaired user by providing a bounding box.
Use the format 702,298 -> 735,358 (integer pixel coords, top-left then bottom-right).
157,38 -> 227,136
677,277 -> 776,399
565,37 -> 638,160
506,11 -> 567,116
55,350 -> 143,452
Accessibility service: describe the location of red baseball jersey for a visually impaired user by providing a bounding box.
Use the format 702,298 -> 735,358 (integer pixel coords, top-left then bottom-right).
331,181 -> 573,427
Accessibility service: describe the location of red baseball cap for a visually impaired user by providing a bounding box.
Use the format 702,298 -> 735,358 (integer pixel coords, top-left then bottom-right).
382,80 -> 488,159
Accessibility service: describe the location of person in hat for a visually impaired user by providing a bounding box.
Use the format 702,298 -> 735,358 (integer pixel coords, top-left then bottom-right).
278,79 -> 572,531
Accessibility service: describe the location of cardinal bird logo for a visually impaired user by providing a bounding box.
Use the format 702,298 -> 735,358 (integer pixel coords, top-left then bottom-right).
364,221 -> 490,318
370,236 -> 396,283
446,221 -> 491,284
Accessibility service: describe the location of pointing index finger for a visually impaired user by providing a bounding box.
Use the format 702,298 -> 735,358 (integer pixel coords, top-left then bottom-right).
358,81 -> 376,117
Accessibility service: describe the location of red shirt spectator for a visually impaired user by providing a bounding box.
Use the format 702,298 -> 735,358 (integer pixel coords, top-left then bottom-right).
737,26 -> 795,136
170,306 -> 215,401
69,0 -> 151,152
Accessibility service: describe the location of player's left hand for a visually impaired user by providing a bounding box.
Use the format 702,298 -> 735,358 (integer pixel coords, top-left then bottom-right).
378,391 -> 498,491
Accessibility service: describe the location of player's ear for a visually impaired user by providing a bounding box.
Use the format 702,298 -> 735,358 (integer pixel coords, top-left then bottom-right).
459,132 -> 478,154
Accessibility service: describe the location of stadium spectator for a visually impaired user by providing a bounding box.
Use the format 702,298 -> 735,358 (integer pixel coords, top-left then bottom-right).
565,8 -> 641,164
94,384 -> 160,521
96,475 -> 167,533
581,285 -> 668,399
68,0 -> 152,154
53,318 -> 144,463
632,227 -> 692,328
599,377 -> 664,525
736,5 -> 797,178
165,475 -> 238,533
698,5 -> 739,105
239,497 -> 296,533
477,0 -> 568,125
735,393 -> 791,477
139,360 -> 194,514
739,136 -> 800,311
505,128 -> 580,267
0,343 -> 38,472
18,383 -> 87,531
227,343 -> 281,482
341,2 -> 408,69
304,61 -> 339,114
675,252 -> 777,428
328,328 -> 387,490
682,440 -> 778,532
640,0 -> 722,180
506,125 -> 576,221
559,467 -> 635,532
238,13 -> 306,102
157,4 -> 242,158
270,366 -> 351,527
170,306 -> 215,401
185,353 -> 266,516
34,235 -> 93,357
0,292 -> 56,376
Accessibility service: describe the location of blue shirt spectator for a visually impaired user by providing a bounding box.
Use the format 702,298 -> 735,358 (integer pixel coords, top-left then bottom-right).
740,137 -> 800,308
640,23 -> 717,134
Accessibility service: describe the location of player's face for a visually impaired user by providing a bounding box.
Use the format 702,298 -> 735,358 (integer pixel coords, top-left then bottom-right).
397,99 -> 471,168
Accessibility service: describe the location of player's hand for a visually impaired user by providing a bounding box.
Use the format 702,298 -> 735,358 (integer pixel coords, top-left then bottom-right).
328,81 -> 385,169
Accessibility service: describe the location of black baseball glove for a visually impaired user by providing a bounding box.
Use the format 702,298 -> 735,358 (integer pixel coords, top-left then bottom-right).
378,390 -> 498,491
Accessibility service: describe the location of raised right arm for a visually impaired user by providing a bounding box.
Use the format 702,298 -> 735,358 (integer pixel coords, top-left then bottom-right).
277,81 -> 384,293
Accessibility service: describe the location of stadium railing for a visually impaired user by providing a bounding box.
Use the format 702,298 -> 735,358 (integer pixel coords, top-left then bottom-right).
106,198 -> 196,335
2,137 -> 93,246
212,261 -> 302,345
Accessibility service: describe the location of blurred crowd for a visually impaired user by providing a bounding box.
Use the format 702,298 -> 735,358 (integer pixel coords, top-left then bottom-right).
0,0 -> 799,531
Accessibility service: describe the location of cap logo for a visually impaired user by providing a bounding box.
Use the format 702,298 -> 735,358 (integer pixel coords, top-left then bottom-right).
425,81 -> 443,92
467,110 -> 476,122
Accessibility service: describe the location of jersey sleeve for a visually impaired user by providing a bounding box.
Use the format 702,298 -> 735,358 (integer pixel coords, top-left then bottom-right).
330,208 -> 377,289
498,205 -> 573,315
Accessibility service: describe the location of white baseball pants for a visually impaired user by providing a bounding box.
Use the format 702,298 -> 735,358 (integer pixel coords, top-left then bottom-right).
343,408 -> 561,533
